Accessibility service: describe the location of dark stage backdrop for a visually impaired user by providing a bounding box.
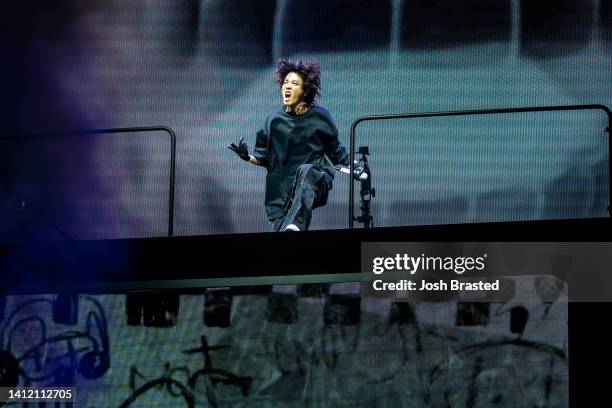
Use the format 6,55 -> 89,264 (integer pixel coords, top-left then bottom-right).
0,2 -> 603,406
0,0 -> 610,241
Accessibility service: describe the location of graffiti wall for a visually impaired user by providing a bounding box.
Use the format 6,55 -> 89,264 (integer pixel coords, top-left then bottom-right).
1,280 -> 567,407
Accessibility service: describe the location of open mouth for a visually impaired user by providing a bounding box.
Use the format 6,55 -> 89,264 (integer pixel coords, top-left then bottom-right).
284,91 -> 291,98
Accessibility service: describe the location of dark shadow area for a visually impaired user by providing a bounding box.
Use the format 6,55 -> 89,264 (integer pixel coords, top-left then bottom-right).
126,291 -> 180,327
0,184 -> 22,243
0,2 -> 98,135
282,0 -> 391,55
521,0 -> 594,58
0,294 -> 5,322
0,2 -> 103,242
323,294 -> 360,325
0,138 -> 88,243
267,293 -> 298,324
205,0 -> 277,67
234,0 -> 277,62
401,0 -> 511,49
602,0 -> 612,44
204,288 -> 232,327
0,130 -> 173,242
168,0 -> 201,57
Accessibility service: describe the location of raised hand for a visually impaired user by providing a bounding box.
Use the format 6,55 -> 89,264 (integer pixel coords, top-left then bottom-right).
228,137 -> 250,161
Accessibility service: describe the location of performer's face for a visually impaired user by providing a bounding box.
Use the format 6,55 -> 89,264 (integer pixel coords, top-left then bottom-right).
282,72 -> 305,110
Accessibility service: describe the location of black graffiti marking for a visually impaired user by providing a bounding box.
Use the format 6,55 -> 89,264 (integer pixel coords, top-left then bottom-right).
443,389 -> 452,408
270,304 -> 424,384
166,366 -> 192,398
465,356 -> 483,408
427,337 -> 568,407
389,303 -> 422,353
429,338 -> 567,384
120,364 -> 195,408
184,336 -> 252,400
270,313 -> 423,386
120,335 -> 252,408
510,306 -> 529,335
267,298 -> 567,405
545,353 -> 557,406
0,296 -> 109,386
493,303 -> 537,335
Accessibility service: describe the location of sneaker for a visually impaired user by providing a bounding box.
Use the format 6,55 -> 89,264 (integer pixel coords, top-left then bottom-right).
284,224 -> 300,232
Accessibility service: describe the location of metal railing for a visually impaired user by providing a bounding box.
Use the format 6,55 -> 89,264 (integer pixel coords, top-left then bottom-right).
349,104 -> 612,228
0,126 -> 177,238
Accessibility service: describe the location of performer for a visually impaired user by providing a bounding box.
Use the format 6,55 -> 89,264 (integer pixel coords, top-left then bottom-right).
229,59 -> 350,231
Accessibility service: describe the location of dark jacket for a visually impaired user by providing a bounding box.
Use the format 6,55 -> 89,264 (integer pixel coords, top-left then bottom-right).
251,106 -> 350,219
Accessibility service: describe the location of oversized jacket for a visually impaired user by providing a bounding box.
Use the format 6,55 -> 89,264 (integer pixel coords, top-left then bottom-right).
251,106 -> 350,220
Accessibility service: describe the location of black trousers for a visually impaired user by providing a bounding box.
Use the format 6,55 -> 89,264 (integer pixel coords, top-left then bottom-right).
269,164 -> 332,232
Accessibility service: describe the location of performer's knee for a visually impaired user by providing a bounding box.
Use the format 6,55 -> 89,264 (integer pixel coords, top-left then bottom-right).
296,163 -> 313,177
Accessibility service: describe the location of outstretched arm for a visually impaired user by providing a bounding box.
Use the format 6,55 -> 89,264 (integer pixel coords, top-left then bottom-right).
250,129 -> 269,168
325,136 -> 350,166
248,155 -> 261,165
317,109 -> 349,166
323,124 -> 350,166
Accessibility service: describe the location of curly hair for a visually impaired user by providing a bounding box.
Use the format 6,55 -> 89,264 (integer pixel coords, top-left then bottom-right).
275,59 -> 321,106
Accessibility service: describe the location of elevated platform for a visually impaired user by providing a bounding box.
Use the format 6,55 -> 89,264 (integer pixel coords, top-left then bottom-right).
0,217 -> 610,294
